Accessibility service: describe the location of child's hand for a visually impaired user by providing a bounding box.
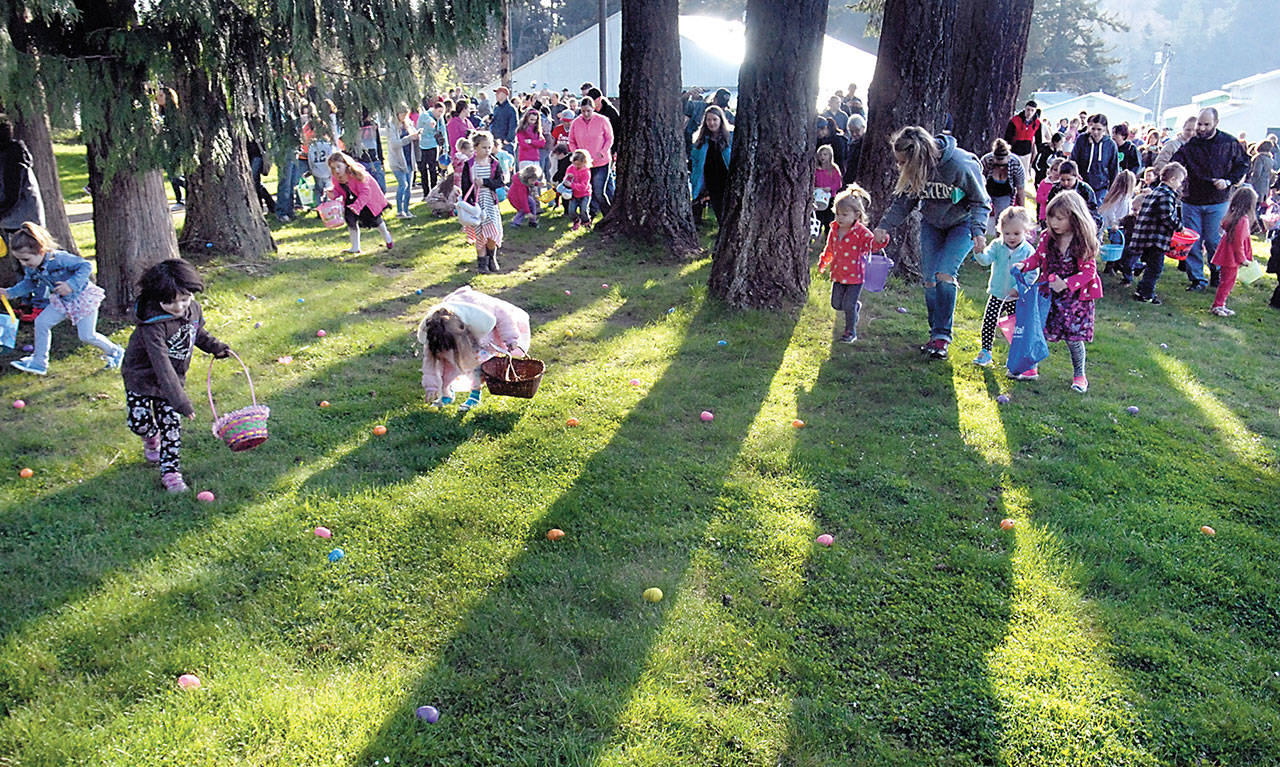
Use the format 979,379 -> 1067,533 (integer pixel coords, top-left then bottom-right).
52,281 -> 72,296
871,228 -> 890,248
186,411 -> 197,420
1049,277 -> 1068,292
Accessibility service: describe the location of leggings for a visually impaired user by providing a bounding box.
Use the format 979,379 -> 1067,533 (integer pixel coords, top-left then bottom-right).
126,391 -> 183,474
1066,340 -> 1086,378
979,296 -> 1016,351
830,282 -> 863,336
1212,265 -> 1239,308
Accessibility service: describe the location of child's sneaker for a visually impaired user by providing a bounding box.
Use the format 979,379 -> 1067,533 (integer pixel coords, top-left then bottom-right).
923,339 -> 948,359
385,240 -> 394,250
529,219 -> 539,228
838,332 -> 857,344
973,349 -> 993,367
1210,305 -> 1234,316
1070,376 -> 1089,393
1008,367 -> 1039,380
10,357 -> 47,375
457,389 -> 482,413
103,345 -> 125,370
143,435 -> 162,463
512,212 -> 525,227
161,472 -> 188,493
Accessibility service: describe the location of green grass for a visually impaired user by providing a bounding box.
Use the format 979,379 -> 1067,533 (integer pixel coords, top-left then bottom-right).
1,147 -> 1279,765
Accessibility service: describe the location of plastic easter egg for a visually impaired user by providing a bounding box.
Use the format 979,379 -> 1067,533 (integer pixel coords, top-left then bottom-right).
566,417 -> 579,427
643,587 -> 663,603
816,534 -> 834,546
896,306 -> 908,314
316,329 -> 327,338
601,283 -> 609,289
996,394 -> 1011,404
1126,405 -> 1140,415
12,399 -> 24,409
314,526 -> 332,538
372,425 -> 387,436
18,468 -> 33,478
416,705 -> 439,722
700,411 -> 714,422
254,322 -> 262,329
564,290 -> 571,295
319,401 -> 330,408
1159,343 -> 1168,349
792,419 -> 805,428
277,356 -> 293,365
667,307 -> 676,314
1000,518 -> 1015,530
205,242 -> 213,248
297,298 -> 305,303
21,344 -> 33,352
328,548 -> 345,562
1200,525 -> 1216,536
177,674 -> 201,690
546,528 -> 565,541
565,330 -> 574,337
196,490 -> 215,502
717,340 -> 727,346
629,379 -> 641,386
416,289 -> 423,295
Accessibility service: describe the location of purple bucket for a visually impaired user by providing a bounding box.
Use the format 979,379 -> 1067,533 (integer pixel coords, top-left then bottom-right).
863,253 -> 894,293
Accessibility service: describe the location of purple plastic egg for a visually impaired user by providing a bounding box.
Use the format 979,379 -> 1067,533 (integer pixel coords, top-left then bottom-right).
996,394 -> 1011,404
416,705 -> 439,723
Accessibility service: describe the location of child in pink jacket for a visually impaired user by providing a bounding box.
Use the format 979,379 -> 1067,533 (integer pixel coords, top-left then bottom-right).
417,286 -> 531,413
326,151 -> 393,254
1210,186 -> 1257,317
564,149 -> 593,230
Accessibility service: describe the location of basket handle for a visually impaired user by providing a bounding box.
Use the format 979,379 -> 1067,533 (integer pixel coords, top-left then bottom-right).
1,293 -> 14,321
206,350 -> 257,421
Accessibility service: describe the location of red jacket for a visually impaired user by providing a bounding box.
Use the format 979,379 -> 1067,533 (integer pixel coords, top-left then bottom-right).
564,165 -> 592,198
1211,216 -> 1253,267
819,222 -> 874,285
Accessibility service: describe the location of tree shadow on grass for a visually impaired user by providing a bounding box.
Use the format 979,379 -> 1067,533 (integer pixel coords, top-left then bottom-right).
1007,346 -> 1280,764
349,300 -> 801,766
778,348 -> 1013,765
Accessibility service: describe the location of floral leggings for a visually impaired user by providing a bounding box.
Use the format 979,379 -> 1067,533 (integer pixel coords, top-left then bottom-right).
126,391 -> 183,474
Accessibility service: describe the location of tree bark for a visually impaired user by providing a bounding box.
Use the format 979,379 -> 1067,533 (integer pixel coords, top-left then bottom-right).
174,67 -> 276,259
949,0 -> 1035,157
596,0 -> 698,257
858,0 -> 957,280
11,64 -> 77,255
708,0 -> 828,310
499,0 -> 512,91
88,156 -> 178,318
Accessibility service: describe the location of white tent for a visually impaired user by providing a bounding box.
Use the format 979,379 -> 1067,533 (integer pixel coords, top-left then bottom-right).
485,13 -> 877,105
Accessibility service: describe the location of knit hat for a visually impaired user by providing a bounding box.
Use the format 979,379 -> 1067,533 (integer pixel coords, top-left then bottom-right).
559,108 -> 574,121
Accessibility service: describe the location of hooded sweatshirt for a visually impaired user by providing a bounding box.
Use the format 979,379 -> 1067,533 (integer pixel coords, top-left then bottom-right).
877,134 -> 991,238
1069,134 -> 1119,195
121,300 -> 229,417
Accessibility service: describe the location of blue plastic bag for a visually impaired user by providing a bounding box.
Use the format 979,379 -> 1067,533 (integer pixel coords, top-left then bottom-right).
1006,267 -> 1049,376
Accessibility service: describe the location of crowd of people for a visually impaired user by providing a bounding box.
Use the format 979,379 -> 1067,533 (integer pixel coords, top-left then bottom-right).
2,77 -> 1278,491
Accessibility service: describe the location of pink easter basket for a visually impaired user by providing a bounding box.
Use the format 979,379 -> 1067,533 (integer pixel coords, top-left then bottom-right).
317,199 -> 346,228
207,350 -> 270,452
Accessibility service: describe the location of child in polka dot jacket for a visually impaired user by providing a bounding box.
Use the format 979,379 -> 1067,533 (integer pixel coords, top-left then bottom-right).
818,184 -> 876,343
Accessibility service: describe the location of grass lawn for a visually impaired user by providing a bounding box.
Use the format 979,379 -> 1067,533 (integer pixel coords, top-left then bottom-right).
1,147 -> 1278,766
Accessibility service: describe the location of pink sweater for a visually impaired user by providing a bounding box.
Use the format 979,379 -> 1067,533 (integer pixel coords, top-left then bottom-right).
568,114 -> 614,168
420,287 -> 531,397
814,166 -> 842,195
564,165 -> 592,198
516,125 -> 547,163
1211,216 -> 1253,267
327,173 -> 389,216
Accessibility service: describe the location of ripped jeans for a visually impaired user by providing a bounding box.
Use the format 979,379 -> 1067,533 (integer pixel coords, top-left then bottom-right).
918,222 -> 976,342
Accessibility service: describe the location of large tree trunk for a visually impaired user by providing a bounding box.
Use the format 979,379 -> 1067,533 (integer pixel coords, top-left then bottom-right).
87,153 -> 179,318
175,68 -> 276,259
596,0 -> 698,257
949,0 -> 1035,156
11,65 -> 77,255
858,0 -> 957,280
708,0 -> 828,309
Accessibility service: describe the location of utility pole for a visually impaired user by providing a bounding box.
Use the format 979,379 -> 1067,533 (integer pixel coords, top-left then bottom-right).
500,0 -> 512,91
1154,42 -> 1171,127
598,0 -> 608,94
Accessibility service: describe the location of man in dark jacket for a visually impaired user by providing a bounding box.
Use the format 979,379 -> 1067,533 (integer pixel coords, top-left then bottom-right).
0,116 -> 44,237
1171,107 -> 1250,290
489,87 -> 518,153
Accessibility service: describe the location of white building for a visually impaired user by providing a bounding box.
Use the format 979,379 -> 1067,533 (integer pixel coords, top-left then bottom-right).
1031,91 -> 1152,131
1161,69 -> 1280,141
485,13 -> 878,108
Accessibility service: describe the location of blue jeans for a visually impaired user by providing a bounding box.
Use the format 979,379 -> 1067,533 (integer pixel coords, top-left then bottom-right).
392,168 -> 412,215
361,159 -> 386,193
567,195 -> 591,223
1182,200 -> 1229,286
31,301 -> 120,369
275,158 -> 304,220
589,165 -> 612,216
918,222 -> 975,342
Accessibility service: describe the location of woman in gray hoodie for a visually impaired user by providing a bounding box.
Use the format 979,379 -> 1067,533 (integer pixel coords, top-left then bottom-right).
873,126 -> 991,359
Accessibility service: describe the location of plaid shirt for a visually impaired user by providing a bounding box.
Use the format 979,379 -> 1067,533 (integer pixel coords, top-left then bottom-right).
1129,183 -> 1182,252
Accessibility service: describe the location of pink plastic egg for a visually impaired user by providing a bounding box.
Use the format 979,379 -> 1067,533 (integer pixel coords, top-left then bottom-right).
12,399 -> 24,409
177,674 -> 201,690
196,491 -> 215,503
314,526 -> 332,538
700,410 -> 714,422
316,329 -> 327,338
816,534 -> 834,547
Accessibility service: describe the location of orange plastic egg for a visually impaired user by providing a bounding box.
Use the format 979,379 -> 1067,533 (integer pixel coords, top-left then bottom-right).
546,528 -> 565,541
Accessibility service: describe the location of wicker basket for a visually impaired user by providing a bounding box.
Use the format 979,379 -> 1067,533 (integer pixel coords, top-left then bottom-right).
207,351 -> 270,452
480,355 -> 545,399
